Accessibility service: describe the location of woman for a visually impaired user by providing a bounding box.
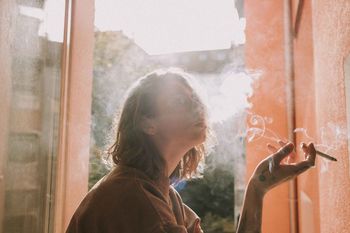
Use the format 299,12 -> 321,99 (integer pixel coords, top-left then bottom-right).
66,68 -> 316,233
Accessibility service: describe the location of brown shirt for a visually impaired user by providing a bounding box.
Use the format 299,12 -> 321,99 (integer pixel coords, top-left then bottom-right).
66,165 -> 203,233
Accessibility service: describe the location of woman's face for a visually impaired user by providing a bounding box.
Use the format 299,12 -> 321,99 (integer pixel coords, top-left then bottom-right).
152,79 -> 208,147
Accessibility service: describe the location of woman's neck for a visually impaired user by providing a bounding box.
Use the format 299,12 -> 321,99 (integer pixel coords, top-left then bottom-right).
153,138 -> 191,176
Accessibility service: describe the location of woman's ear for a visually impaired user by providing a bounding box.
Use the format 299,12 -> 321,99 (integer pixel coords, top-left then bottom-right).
140,116 -> 157,135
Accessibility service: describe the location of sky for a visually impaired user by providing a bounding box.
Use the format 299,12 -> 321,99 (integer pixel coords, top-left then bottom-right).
19,0 -> 65,43
94,0 -> 245,55
17,0 -> 250,121
95,0 -> 250,122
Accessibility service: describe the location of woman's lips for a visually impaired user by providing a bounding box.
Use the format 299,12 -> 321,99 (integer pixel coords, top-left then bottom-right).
194,120 -> 207,128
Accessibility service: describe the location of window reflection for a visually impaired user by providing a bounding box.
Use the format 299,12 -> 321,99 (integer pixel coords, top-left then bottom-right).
0,0 -> 65,232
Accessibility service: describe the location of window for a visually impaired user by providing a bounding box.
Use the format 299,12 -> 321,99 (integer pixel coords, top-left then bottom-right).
90,1 -> 249,232
0,1 -> 66,232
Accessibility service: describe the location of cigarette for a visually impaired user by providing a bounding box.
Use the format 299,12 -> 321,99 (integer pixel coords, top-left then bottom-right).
315,150 -> 337,162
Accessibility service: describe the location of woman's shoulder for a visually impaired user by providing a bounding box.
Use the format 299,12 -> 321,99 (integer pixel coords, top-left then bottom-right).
74,166 -> 171,214
66,166 -> 179,232
94,165 -> 169,198
85,166 -> 164,205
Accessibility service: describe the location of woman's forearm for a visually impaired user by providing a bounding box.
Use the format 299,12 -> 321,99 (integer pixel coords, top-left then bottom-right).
236,179 -> 264,233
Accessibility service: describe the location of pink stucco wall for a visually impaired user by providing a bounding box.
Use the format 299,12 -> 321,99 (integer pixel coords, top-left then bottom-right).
312,1 -> 350,232
246,0 -> 350,232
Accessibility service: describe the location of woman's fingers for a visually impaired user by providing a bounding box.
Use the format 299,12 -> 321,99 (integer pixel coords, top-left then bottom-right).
282,143 -> 316,177
300,142 -> 316,165
283,160 -> 313,177
267,143 -> 278,153
301,142 -> 309,159
272,142 -> 294,163
278,140 -> 287,147
257,141 -> 317,192
306,142 -> 316,166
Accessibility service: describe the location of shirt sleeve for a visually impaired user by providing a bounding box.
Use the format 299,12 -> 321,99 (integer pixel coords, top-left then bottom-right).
182,204 -> 204,233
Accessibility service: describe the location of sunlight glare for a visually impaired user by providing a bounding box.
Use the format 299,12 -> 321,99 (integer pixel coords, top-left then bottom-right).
95,0 -> 245,54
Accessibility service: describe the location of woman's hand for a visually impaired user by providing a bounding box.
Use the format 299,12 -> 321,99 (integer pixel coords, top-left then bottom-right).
237,140 -> 316,233
250,141 -> 316,195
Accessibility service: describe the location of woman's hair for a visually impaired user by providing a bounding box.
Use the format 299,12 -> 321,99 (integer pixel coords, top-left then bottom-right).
107,68 -> 209,180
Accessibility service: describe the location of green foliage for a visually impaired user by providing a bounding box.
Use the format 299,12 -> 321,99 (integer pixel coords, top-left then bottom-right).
202,213 -> 235,233
177,156 -> 235,233
88,146 -> 109,189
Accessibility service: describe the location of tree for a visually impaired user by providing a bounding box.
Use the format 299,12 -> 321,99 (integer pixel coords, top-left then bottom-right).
176,153 -> 236,233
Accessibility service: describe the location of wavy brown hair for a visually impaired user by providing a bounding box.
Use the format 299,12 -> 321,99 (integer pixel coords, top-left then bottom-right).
107,68 -> 209,180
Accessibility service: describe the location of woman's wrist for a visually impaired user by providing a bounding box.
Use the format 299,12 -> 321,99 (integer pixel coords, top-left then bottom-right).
247,176 -> 266,199
236,177 -> 265,233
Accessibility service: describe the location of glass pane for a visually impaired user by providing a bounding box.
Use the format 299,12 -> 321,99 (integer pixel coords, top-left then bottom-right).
91,1 -> 248,232
0,0 -> 66,232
